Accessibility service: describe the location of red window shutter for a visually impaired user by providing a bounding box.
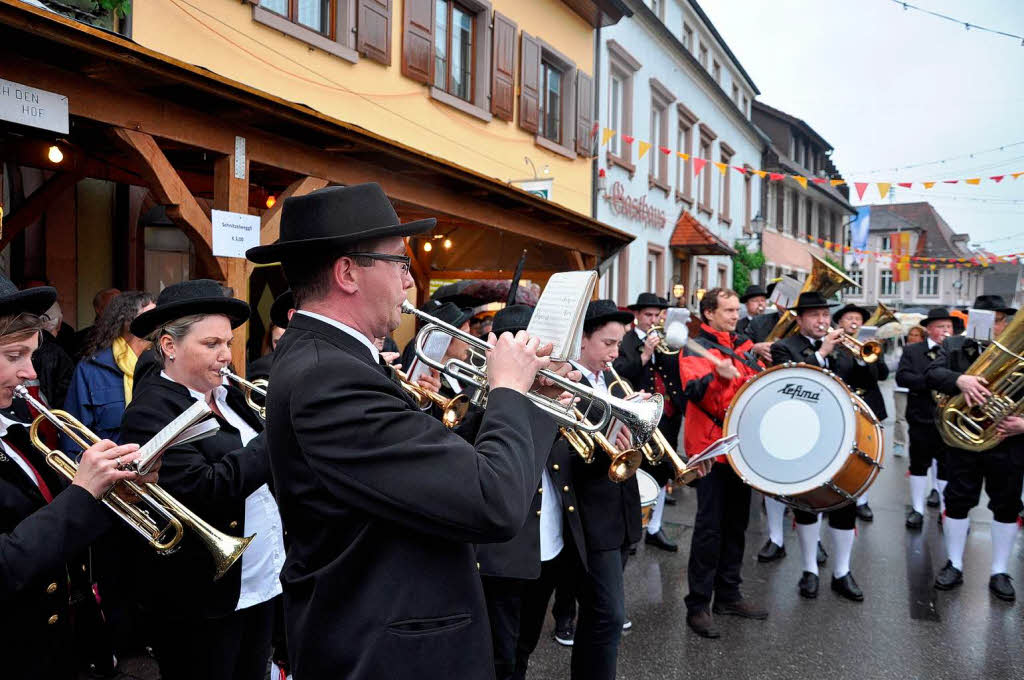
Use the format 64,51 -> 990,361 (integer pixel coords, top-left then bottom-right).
490,11 -> 517,121
401,0 -> 434,84
575,71 -> 593,157
518,31 -> 541,134
358,0 -> 392,66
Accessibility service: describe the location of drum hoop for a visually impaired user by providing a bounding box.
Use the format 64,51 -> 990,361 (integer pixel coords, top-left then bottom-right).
635,468 -> 659,506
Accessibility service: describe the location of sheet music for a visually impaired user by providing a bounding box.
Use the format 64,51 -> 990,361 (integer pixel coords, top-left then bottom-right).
856,325 -> 879,342
135,400 -> 215,474
526,271 -> 597,361
687,434 -> 740,466
965,309 -> 995,342
407,329 -> 453,383
769,278 -> 802,309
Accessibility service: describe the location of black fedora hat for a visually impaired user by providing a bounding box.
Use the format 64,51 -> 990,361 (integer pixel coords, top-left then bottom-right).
922,307 -> 954,326
971,295 -> 1017,315
584,299 -> 635,332
832,303 -> 870,325
491,304 -> 534,336
131,279 -> 251,338
627,292 -> 669,311
270,290 -> 295,329
246,183 -> 435,264
791,291 -> 831,313
0,275 -> 56,319
740,284 -> 767,303
434,302 -> 472,329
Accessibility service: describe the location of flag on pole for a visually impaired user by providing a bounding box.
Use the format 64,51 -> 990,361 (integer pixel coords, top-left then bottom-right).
849,206 -> 871,266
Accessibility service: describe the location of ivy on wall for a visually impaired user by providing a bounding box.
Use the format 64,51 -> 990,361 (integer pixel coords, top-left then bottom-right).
731,244 -> 765,293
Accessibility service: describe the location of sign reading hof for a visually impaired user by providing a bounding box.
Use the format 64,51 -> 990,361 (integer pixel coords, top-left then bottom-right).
211,210 -> 260,259
0,79 -> 69,134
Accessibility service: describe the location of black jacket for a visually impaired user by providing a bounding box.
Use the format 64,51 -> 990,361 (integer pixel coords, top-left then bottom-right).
119,375 -> 270,617
896,341 -> 943,425
770,333 -> 825,367
247,351 -> 275,381
32,332 -> 74,408
743,311 -> 781,344
569,370 -> 641,553
267,313 -> 556,680
926,335 -> 980,396
0,416 -> 113,680
612,329 -> 686,417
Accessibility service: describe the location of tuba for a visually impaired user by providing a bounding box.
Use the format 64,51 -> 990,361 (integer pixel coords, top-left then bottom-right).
764,254 -> 860,343
864,301 -> 898,329
937,313 -> 1024,452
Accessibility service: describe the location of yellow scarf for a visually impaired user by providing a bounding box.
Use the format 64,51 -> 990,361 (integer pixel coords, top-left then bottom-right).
112,336 -> 138,405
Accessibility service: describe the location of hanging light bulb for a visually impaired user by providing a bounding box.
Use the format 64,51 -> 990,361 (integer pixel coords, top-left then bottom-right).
423,241 -> 433,252
265,195 -> 277,209
443,238 -> 452,249
47,145 -> 63,164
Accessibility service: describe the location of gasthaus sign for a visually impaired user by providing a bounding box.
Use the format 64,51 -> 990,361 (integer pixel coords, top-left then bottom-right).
0,78 -> 69,134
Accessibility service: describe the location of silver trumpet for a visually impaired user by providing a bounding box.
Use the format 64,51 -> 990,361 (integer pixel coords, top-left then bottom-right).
401,301 -> 663,446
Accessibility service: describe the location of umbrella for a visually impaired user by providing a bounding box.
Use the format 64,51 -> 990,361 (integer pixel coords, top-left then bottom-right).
876,312 -> 926,339
432,279 -> 539,308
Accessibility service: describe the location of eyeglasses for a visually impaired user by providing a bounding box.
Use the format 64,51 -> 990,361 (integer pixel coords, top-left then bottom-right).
343,252 -> 412,275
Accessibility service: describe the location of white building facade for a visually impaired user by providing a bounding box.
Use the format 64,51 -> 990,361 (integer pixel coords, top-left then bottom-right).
595,0 -> 765,308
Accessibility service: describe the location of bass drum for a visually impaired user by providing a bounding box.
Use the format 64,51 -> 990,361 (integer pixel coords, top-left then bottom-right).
636,468 -> 660,529
723,363 -> 884,513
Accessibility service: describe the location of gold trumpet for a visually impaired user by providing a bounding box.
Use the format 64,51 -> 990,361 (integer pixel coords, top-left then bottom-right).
220,368 -> 267,421
394,367 -> 470,428
827,326 -> 883,364
559,406 -> 643,483
648,324 -> 680,355
606,365 -> 699,486
14,386 -> 252,580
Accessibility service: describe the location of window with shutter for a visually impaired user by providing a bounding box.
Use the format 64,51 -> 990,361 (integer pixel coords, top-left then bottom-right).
357,0 -> 392,65
402,0 -> 435,84
490,12 -> 517,121
519,32 -> 541,135
252,0 -> 360,63
574,71 -> 593,157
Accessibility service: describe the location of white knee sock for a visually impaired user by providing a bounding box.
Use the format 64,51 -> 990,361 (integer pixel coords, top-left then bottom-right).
857,492 -> 869,507
928,460 -> 937,491
943,517 -> 970,570
990,521 -> 1019,575
765,496 -> 786,546
909,475 -> 928,515
830,527 -> 855,579
935,479 -> 948,514
647,486 -> 667,535
796,518 -> 821,575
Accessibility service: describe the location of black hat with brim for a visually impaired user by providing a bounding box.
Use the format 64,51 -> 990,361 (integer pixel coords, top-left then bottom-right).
740,285 -> 768,303
971,295 -> 1017,316
0,276 -> 57,319
246,183 -> 435,264
627,292 -> 669,311
270,290 -> 295,329
832,303 -> 870,325
584,299 -> 635,332
922,307 -> 954,326
791,291 -> 832,313
491,304 -> 534,336
435,302 -> 472,330
131,279 -> 251,338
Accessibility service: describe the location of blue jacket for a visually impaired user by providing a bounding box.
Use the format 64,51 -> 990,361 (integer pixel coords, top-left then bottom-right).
63,347 -> 127,444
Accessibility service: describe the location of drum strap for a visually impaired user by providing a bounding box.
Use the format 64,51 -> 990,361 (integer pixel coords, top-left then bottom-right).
690,400 -> 724,429
699,338 -> 764,374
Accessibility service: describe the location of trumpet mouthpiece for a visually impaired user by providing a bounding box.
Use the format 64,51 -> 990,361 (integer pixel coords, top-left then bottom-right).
12,385 -> 27,398
401,300 -> 416,313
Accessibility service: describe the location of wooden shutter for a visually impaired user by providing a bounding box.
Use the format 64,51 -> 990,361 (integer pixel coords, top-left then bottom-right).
401,0 -> 434,84
575,71 -> 593,156
490,11 -> 517,121
518,32 -> 541,134
358,0 -> 392,65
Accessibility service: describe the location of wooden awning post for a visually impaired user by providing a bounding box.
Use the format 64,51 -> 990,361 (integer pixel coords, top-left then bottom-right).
213,146 -> 250,376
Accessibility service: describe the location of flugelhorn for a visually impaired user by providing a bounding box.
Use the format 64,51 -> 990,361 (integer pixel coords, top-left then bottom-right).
559,405 -> 643,482
14,386 -> 252,580
401,301 -> 663,446
220,367 -> 267,421
393,367 -> 470,428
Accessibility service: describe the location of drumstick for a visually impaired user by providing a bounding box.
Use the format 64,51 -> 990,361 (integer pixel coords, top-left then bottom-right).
685,340 -> 740,378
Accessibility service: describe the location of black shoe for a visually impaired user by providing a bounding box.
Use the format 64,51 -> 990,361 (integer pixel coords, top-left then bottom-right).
856,503 -> 874,521
664,495 -> 678,506
713,598 -> 768,620
831,572 -> 864,601
553,619 -> 575,647
817,541 -> 828,566
757,539 -> 786,563
906,510 -> 924,529
628,545 -> 637,556
927,489 -> 940,508
645,529 -> 678,552
934,561 -> 963,590
798,571 -> 819,598
686,609 -> 720,639
621,617 -> 632,631
990,574 -> 1016,602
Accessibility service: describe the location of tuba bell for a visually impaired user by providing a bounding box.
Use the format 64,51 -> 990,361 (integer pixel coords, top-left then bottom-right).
764,254 -> 860,343
864,301 -> 898,329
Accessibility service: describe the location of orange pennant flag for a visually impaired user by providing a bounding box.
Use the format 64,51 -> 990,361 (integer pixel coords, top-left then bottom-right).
601,128 -> 616,145
677,152 -> 690,161
1012,172 -> 1024,179
754,170 -> 767,179
923,182 -> 936,189
637,141 -> 652,159
713,162 -> 728,175
829,179 -> 845,187
877,182 -> 891,199
793,176 -> 808,190
965,178 -> 981,185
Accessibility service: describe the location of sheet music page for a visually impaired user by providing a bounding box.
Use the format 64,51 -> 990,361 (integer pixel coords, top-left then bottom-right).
527,271 -> 597,361
769,278 -> 802,309
687,434 -> 740,466
965,309 -> 995,342
136,400 -> 213,473
408,329 -> 454,382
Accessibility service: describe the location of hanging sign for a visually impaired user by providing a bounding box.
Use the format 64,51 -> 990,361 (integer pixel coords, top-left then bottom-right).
0,79 -> 68,134
212,210 -> 260,259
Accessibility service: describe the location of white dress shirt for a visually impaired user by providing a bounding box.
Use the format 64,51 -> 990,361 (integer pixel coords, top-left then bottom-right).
570,361 -> 609,396
162,372 -> 285,611
927,338 -> 940,351
295,310 -> 380,364
0,411 -> 39,488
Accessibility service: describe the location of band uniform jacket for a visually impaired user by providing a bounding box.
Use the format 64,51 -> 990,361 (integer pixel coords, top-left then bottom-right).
0,413 -> 113,680
614,329 -> 655,392
896,341 -> 942,425
247,351 -> 275,381
266,313 -> 556,680
119,376 -> 271,617
742,311 -> 781,344
830,347 -> 889,422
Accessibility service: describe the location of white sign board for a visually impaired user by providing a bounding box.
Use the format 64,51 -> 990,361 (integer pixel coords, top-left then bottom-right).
0,79 -> 69,134
211,210 -> 260,259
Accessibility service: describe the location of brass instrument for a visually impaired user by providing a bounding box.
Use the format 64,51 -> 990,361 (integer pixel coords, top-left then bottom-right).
401,301 -> 663,446
559,406 -> 642,482
220,367 -> 267,420
648,325 -> 679,355
764,254 -> 860,343
14,386 -> 252,580
864,301 -> 898,329
606,365 -> 700,486
828,326 -> 883,364
937,312 -> 1024,451
394,367 -> 470,428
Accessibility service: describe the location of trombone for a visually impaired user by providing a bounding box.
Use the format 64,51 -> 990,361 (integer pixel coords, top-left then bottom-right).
401,301 -> 663,446
220,367 -> 267,421
394,367 -> 470,428
559,406 -> 643,483
14,386 -> 252,581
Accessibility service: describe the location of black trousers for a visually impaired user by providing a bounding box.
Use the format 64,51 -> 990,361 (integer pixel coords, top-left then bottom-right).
944,444 -> 1024,522
483,576 -> 528,680
908,422 -> 949,478
684,463 -> 750,614
514,545 -> 580,680
570,547 -> 628,680
794,501 -> 857,530
151,597 -> 277,680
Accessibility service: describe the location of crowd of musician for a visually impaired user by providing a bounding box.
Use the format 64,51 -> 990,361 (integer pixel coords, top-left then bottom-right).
0,183 -> 1021,680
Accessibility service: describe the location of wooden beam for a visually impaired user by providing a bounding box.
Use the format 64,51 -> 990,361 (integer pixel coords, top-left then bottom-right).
112,128 -> 225,280
259,176 -> 329,244
214,152 -> 250,376
0,172 -> 81,252
567,250 -> 585,271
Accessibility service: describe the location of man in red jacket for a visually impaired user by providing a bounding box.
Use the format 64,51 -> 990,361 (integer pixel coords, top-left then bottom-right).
680,287 -> 768,639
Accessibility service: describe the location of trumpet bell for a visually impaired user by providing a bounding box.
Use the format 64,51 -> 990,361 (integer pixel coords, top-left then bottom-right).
608,447 -> 643,483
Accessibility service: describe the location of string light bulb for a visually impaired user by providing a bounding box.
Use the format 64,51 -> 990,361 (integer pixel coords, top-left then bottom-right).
47,145 -> 63,164
265,195 -> 277,208
443,238 -> 452,249
423,241 -> 432,252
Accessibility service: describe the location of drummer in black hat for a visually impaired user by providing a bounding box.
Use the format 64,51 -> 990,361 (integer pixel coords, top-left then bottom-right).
927,295 -> 1022,602
0,275 -> 149,680
248,289 -> 295,381
736,284 -> 767,338
770,291 -> 865,602
245,182 -> 566,680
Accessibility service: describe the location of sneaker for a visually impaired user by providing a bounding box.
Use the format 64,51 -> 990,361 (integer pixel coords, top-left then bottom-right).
553,620 -> 575,647
621,617 -> 632,631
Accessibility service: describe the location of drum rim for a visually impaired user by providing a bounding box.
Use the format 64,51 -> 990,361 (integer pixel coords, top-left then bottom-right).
635,468 -> 660,506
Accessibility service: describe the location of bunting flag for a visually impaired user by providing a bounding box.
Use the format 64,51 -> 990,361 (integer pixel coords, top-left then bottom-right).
677,152 -> 690,161
1013,171 -> 1024,179
854,182 -> 869,200
829,179 -> 845,187
601,128 -> 616,145
965,178 -> 981,185
798,232 -> 1024,268
754,170 -> 767,179
877,182 -> 891,199
621,134 -> 635,145
637,141 -> 651,159
692,157 -> 707,176
923,181 -> 936,189
713,161 -> 728,175
892,231 -> 912,282
793,175 -> 808,190
897,182 -> 913,188
768,172 -> 785,181
659,146 -> 672,155
733,165 -> 748,175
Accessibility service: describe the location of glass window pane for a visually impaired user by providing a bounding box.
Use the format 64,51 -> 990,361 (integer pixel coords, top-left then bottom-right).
450,6 -> 473,101
297,0 -> 328,34
435,0 -> 448,89
609,77 -> 621,155
262,0 -> 288,15
543,64 -> 561,143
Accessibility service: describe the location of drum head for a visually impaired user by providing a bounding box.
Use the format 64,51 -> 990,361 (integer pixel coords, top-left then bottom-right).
725,365 -> 856,496
636,469 -> 659,506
